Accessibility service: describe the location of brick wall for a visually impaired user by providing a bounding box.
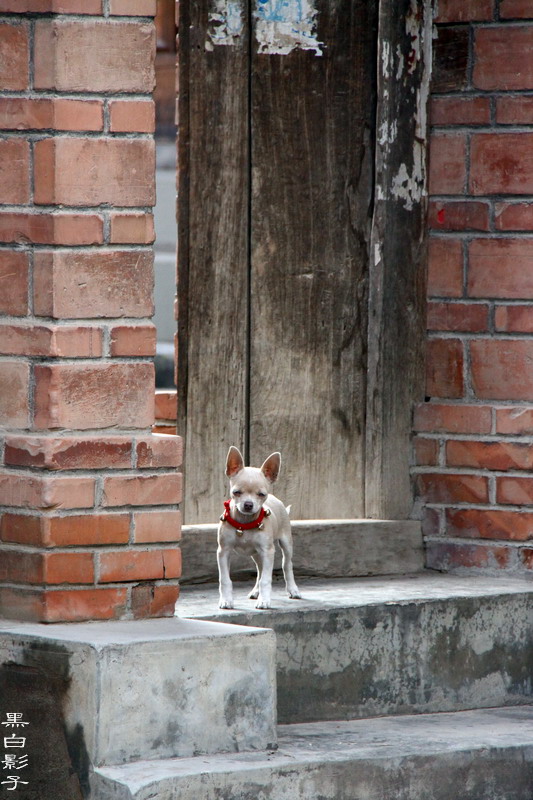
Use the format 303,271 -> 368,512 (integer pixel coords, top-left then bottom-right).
414,0 -> 533,574
0,0 -> 183,622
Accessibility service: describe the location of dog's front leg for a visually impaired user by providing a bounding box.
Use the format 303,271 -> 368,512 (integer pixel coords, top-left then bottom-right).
217,546 -> 233,609
255,545 -> 275,609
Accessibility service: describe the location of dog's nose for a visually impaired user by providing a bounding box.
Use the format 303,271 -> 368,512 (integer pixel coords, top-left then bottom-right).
243,501 -> 254,512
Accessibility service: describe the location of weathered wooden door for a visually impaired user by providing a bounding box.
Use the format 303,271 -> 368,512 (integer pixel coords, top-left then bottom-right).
177,0 -> 430,524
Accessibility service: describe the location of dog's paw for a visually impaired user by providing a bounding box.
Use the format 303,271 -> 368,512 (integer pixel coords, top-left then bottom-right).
255,599 -> 271,609
248,589 -> 259,600
219,599 -> 234,609
288,589 -> 302,599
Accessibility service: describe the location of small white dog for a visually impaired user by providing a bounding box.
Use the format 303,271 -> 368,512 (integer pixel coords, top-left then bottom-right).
217,446 -> 301,609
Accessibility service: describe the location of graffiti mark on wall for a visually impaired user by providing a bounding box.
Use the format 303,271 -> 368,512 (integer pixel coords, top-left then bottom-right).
206,0 -> 323,55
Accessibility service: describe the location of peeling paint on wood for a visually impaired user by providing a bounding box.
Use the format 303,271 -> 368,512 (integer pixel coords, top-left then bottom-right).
206,0 -> 244,48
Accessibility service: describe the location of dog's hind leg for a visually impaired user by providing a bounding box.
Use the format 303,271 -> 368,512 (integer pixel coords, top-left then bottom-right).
248,555 -> 261,600
255,545 -> 275,609
278,531 -> 302,599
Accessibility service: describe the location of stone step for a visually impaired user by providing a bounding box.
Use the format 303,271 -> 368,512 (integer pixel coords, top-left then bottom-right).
180,519 -> 424,584
0,617 -> 277,766
177,572 -> 533,723
92,705 -> 533,800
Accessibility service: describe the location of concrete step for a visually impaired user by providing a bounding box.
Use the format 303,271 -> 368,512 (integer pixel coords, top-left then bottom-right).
92,705 -> 533,800
180,519 -> 424,584
177,572 -> 533,723
0,617 -> 277,766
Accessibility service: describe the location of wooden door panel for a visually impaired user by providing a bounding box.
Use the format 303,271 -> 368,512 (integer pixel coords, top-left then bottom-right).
177,0 -> 250,522
249,0 -> 378,518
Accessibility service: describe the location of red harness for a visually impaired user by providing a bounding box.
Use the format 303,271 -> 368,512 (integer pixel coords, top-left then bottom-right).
221,499 -> 270,536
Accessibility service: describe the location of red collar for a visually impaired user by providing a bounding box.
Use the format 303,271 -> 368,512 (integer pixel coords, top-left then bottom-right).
221,500 -> 270,535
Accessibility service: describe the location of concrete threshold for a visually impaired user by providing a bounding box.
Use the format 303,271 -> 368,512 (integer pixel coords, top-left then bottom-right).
92,705 -> 533,800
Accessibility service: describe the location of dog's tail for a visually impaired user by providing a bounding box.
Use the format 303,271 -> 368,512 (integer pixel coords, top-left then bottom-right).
286,504 -> 291,516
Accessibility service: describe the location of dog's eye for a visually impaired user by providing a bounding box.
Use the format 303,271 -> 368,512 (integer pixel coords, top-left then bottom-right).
233,490 -> 242,496
257,492 -> 267,498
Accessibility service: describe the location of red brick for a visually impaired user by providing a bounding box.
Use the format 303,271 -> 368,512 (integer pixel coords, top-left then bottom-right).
426,541 -> 511,570
468,239 -> 533,299
414,437 -> 439,466
494,203 -> 533,232
33,250 -> 154,319
447,508 -> 533,541
0,512 -> 130,547
500,0 -> 533,16
0,1 -> 103,11
0,139 -> 30,204
427,302 -> 488,332
421,507 -> 441,537
100,549 -> 167,582
34,138 -> 155,207
0,324 -> 102,357
0,587 -> 45,622
43,587 -> 128,623
0,473 -> 95,510
416,473 -> 489,504
426,338 -> 464,399
155,390 -> 177,421
110,324 -> 157,356
44,552 -> 94,584
495,305 -> 533,333
0,361 -> 30,428
498,476 -> 533,505
102,473 -> 182,507
414,402 -> 492,434
135,435 -> 183,468
474,27 -> 533,90
109,212 -> 155,244
0,23 -> 29,90
34,19 -> 155,93
163,548 -> 182,578
428,201 -> 490,232
471,339 -> 533,400
133,510 -> 181,543
470,134 -> 533,195
131,583 -> 180,619
0,98 -> 103,131
430,96 -> 491,126
0,514 -> 42,547
0,213 -> 104,246
109,0 -> 156,14
496,96 -> 533,125
520,548 -> 533,568
0,252 -> 28,316
496,406 -> 533,434
427,238 -> 463,298
109,99 -> 155,133
435,0 -> 494,22
4,435 -> 133,470
0,551 -> 42,584
33,363 -> 155,430
446,440 -> 533,471
429,133 -> 467,195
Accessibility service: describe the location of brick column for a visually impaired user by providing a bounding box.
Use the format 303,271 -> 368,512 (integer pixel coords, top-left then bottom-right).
0,0 -> 182,622
413,0 -> 533,574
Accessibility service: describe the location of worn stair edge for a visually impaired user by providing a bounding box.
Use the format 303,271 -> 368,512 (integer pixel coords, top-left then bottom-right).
180,519 -> 423,584
0,617 -> 277,766
91,705 -> 533,800
178,573 -> 533,723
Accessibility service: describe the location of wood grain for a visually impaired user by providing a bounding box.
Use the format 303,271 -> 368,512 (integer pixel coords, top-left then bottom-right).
177,0 -> 250,522
249,0 -> 378,519
365,0 -> 431,518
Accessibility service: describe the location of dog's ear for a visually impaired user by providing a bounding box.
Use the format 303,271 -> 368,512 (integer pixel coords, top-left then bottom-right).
261,452 -> 281,483
226,446 -> 244,477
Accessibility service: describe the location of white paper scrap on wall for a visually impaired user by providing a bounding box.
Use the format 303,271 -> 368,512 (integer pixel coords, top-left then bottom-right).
254,0 -> 323,55
206,0 -> 244,48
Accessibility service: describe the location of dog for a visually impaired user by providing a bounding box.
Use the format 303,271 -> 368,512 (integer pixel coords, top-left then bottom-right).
217,446 -> 301,609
